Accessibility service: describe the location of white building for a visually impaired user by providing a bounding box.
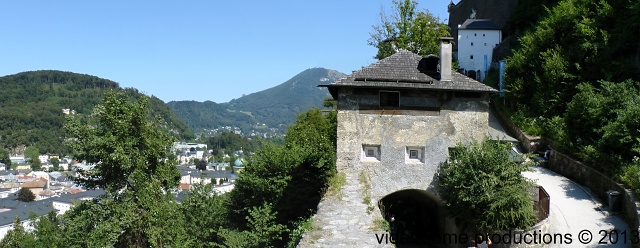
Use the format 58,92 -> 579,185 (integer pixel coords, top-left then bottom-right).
58,162 -> 70,171
172,142 -> 207,151
8,155 -> 25,165
38,155 -> 50,163
457,19 -> 501,81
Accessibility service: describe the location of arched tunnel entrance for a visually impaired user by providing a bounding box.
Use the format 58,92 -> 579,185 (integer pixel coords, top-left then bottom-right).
379,189 -> 454,247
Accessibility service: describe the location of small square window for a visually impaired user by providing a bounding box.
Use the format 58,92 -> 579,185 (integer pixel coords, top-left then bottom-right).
483,34 -> 486,37
474,33 -> 477,36
470,55 -> 474,59
362,145 -> 381,161
471,42 -> 474,46
484,43 -> 487,46
406,146 -> 424,163
409,150 -> 418,159
367,149 -> 375,157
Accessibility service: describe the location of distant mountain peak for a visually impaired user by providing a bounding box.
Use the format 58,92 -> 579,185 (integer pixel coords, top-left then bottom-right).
169,68 -> 346,134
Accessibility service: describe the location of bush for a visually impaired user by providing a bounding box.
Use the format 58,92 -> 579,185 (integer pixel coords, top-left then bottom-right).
16,188 -> 35,202
439,139 -> 537,231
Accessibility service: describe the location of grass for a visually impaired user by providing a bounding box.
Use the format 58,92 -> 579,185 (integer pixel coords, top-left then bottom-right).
287,217 -> 322,247
371,218 -> 390,231
326,172 -> 346,200
359,170 -> 375,213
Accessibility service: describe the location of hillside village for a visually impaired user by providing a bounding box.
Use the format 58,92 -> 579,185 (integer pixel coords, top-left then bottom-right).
1,0 -> 639,247
0,141 -> 248,239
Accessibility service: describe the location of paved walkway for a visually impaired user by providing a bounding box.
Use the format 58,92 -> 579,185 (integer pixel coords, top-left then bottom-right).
523,166 -> 631,248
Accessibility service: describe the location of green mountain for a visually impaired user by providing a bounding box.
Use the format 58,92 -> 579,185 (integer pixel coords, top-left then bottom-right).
225,68 -> 345,127
165,100 -> 258,132
0,70 -> 194,155
168,67 -> 345,134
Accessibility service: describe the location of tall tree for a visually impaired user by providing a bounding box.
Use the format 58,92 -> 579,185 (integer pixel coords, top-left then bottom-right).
32,211 -> 63,248
368,0 -> 450,60
180,184 -> 228,247
0,217 -> 36,247
63,90 -> 190,247
226,108 -> 337,247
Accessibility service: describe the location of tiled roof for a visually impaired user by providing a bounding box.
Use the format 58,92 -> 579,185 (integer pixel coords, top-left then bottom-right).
321,50 -> 498,93
51,189 -> 105,204
459,19 -> 500,30
21,179 -> 46,188
0,204 -> 53,227
0,188 -> 104,226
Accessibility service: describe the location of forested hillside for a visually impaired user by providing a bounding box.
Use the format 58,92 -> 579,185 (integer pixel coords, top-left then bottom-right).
167,100 -> 258,132
500,0 -> 640,191
169,68 -> 344,134
225,68 -> 344,127
0,70 -> 193,155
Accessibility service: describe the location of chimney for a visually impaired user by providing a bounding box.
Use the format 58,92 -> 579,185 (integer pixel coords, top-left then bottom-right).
439,37 -> 454,82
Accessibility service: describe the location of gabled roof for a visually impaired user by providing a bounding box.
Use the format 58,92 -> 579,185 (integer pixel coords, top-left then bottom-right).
320,50 -> 497,93
51,189 -> 105,204
459,19 -> 500,30
21,179 -> 46,188
0,204 -> 53,227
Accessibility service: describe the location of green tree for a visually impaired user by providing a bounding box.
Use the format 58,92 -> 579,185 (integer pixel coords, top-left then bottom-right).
196,159 -> 208,171
226,108 -> 336,246
16,188 -> 35,202
216,229 -> 258,248
62,90 -> 190,247
504,0 -> 640,118
438,139 -> 537,232
368,0 -> 450,60
24,146 -> 39,160
245,203 -> 286,247
565,80 -> 640,178
25,146 -> 42,171
0,148 -> 10,167
217,203 -> 287,248
50,157 -> 60,171
32,212 -> 63,248
0,217 -> 36,247
29,157 -> 42,171
180,184 -> 228,247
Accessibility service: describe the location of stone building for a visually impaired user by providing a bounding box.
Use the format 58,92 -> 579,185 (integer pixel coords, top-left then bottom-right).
312,38 -> 499,246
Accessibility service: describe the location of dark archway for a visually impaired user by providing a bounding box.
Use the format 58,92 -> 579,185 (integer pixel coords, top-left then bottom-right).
379,189 -> 449,247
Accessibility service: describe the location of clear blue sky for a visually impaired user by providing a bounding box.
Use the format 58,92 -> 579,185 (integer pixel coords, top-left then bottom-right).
0,1 -> 452,103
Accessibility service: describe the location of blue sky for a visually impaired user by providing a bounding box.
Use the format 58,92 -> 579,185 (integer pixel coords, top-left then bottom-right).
0,1 -> 452,103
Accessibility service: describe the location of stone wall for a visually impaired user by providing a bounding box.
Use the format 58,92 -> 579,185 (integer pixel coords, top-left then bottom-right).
336,87 -> 490,201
